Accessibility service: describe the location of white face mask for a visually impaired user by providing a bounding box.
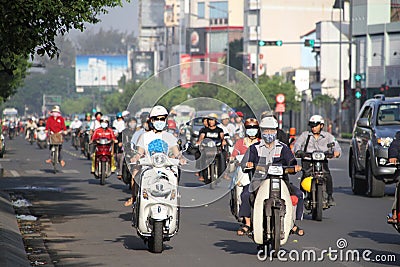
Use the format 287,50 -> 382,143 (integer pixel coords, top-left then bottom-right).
101,122 -> 108,128
246,128 -> 258,137
153,121 -> 166,131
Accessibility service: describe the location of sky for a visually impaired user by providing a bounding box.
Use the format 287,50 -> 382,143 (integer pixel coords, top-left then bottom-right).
70,0 -> 138,37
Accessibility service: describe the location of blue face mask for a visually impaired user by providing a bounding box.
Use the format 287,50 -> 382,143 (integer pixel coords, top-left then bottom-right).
262,133 -> 276,143
153,121 -> 166,131
246,128 -> 258,137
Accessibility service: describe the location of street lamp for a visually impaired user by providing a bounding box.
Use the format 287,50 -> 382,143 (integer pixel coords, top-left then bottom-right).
208,4 -> 230,82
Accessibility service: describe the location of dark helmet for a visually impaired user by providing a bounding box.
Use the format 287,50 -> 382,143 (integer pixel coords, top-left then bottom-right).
244,118 -> 259,128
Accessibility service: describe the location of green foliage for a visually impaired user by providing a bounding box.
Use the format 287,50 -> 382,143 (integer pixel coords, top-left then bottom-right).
257,75 -> 300,112
0,0 -> 125,101
312,94 -> 336,118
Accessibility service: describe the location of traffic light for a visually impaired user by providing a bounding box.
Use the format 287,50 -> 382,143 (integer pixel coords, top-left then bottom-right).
355,80 -> 362,99
354,73 -> 363,82
304,39 -> 315,47
258,40 -> 283,46
380,84 -> 389,92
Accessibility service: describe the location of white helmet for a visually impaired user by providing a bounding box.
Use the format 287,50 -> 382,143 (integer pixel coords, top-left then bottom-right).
100,115 -> 110,123
221,113 -> 230,120
308,115 -> 324,127
121,110 -> 130,117
259,117 -> 278,129
150,105 -> 168,118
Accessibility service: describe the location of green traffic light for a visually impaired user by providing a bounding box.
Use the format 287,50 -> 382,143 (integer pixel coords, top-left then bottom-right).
258,40 -> 266,46
354,73 -> 362,82
276,40 -> 283,46
355,91 -> 362,99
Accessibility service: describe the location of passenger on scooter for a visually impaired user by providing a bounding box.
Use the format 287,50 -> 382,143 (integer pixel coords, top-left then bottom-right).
90,116 -> 117,173
125,105 -> 185,206
238,117 -> 304,236
293,115 -> 341,206
90,112 -> 103,133
387,131 -> 400,224
45,106 -> 67,167
196,113 -> 226,182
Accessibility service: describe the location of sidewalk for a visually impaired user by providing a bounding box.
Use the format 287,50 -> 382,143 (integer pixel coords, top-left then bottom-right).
0,191 -> 30,266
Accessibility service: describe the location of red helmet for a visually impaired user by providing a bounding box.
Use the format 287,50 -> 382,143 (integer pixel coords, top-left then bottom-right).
167,119 -> 177,130
236,111 -> 244,117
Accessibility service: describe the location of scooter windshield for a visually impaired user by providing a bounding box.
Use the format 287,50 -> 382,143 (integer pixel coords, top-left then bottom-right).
148,139 -> 169,155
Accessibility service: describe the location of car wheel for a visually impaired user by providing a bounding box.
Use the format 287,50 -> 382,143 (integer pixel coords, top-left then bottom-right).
350,157 -> 366,195
366,157 -> 385,197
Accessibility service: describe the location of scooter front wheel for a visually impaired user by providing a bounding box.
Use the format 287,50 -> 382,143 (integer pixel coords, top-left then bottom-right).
272,208 -> 281,256
100,161 -> 106,185
148,220 -> 163,253
312,184 -> 323,221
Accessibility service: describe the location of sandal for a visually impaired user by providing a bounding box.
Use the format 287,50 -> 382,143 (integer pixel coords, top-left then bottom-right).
198,176 -> 205,182
237,225 -> 251,236
117,175 -> 122,180
124,197 -> 133,207
290,225 -> 305,236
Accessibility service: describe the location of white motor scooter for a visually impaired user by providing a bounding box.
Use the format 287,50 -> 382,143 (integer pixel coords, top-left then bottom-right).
36,126 -> 47,149
132,152 -> 180,253
250,164 -> 297,257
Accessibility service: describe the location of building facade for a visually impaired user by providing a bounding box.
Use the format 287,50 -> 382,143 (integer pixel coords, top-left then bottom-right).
244,0 -> 342,77
352,0 -> 400,97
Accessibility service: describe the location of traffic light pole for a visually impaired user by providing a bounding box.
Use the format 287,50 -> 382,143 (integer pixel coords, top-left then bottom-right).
355,40 -> 361,117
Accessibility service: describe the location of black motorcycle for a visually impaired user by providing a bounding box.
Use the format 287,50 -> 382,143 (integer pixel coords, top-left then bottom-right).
199,140 -> 224,189
80,130 -> 91,160
28,127 -> 36,145
296,143 -> 335,221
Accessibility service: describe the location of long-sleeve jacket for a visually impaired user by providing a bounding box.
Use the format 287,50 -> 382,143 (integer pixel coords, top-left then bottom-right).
45,116 -> 66,134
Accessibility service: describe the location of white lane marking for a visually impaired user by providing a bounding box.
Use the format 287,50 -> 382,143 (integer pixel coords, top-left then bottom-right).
10,170 -> 20,177
25,170 -> 46,174
0,158 -> 11,162
60,170 -> 80,174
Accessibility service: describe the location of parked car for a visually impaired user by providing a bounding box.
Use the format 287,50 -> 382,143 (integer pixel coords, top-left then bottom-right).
349,94 -> 400,197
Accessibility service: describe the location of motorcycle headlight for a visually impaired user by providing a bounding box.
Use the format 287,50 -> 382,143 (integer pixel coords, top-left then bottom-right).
151,153 -> 168,167
312,151 -> 326,161
207,140 -> 216,147
377,137 -> 393,148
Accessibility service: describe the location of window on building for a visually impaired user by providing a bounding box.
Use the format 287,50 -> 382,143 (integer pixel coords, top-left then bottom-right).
198,2 -> 205,19
209,1 -> 228,19
392,0 -> 400,22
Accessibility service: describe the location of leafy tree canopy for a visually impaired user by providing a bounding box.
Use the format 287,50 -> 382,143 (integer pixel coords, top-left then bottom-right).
0,0 -> 126,101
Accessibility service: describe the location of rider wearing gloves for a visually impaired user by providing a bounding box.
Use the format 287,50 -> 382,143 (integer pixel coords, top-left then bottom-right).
90,116 -> 117,173
293,115 -> 341,206
239,117 -> 304,236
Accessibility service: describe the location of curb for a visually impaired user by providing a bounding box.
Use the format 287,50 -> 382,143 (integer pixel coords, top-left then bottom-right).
0,191 -> 30,267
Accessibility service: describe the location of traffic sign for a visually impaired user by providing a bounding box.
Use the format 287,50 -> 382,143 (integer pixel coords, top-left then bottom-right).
275,103 -> 285,113
276,93 -> 285,104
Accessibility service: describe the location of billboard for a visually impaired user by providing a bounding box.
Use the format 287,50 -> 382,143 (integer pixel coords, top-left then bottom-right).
186,28 -> 206,55
75,55 -> 129,87
132,51 -> 155,82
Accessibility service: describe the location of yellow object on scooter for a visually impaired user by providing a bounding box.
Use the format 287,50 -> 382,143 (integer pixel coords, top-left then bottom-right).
301,176 -> 313,192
